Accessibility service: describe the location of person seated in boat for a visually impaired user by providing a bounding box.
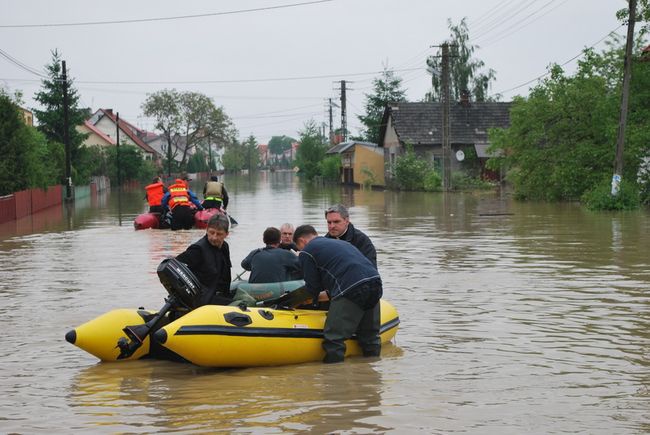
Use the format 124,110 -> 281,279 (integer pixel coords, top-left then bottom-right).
241,227 -> 302,283
161,176 -> 203,230
324,204 -> 377,267
202,175 -> 229,210
144,176 -> 167,214
293,224 -> 382,364
176,213 -> 232,306
279,223 -> 298,252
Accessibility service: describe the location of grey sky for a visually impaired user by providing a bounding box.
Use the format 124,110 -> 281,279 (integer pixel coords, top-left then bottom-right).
0,0 -> 625,144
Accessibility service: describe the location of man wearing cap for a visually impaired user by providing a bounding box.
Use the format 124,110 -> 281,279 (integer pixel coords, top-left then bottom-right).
324,204 -> 377,267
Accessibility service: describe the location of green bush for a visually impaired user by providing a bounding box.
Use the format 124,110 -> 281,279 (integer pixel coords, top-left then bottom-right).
393,145 -> 430,190
581,179 -> 640,211
320,155 -> 341,182
451,171 -> 494,191
423,170 -> 442,191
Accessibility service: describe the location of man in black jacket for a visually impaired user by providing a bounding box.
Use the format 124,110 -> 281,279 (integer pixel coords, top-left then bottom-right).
294,224 -> 382,364
176,213 -> 232,305
324,204 -> 377,267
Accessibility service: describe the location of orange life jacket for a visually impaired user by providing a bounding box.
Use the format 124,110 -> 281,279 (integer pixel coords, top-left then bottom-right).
168,183 -> 193,210
145,182 -> 164,207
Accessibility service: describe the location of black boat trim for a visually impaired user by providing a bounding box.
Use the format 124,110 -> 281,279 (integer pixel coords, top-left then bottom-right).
173,316 -> 400,339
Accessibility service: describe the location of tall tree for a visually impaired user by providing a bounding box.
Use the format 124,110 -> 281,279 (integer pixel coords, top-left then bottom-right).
357,68 -> 407,144
32,50 -> 89,181
242,135 -> 260,170
142,90 -> 236,173
267,135 -> 296,162
295,120 -> 326,180
426,18 -> 496,102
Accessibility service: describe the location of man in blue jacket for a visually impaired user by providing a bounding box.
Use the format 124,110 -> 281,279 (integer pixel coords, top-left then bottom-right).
241,227 -> 301,283
293,224 -> 382,363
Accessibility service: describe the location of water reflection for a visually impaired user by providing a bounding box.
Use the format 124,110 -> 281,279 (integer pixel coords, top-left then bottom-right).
70,357 -> 393,434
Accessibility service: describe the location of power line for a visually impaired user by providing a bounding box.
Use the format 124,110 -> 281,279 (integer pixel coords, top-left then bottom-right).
471,0 -> 538,41
0,0 -> 333,28
493,25 -> 623,96
0,48 -> 48,78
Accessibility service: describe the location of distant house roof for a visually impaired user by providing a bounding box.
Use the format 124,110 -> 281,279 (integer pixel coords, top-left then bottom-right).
83,120 -> 116,145
94,109 -> 157,155
379,101 -> 512,147
326,140 -> 378,154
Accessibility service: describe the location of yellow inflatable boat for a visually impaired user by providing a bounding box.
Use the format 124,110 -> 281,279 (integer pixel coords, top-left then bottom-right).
66,258 -> 400,367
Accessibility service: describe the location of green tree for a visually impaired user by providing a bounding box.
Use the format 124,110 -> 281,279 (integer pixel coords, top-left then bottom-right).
242,135 -> 260,170
357,69 -> 407,144
487,40 -> 649,204
105,144 -> 155,183
221,141 -> 246,172
267,135 -> 296,164
393,144 -> 431,191
0,93 -> 61,194
426,18 -> 496,102
32,50 -> 89,183
295,120 -> 326,180
142,89 -> 236,173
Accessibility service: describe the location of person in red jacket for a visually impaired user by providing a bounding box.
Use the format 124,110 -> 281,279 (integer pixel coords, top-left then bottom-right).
144,177 -> 166,214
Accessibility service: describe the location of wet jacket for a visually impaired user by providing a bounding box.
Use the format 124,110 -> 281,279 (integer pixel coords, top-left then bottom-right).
241,246 -> 301,283
176,235 -> 232,305
325,222 -> 377,267
298,236 -> 381,301
203,180 -> 229,209
161,183 -> 203,211
144,182 -> 165,207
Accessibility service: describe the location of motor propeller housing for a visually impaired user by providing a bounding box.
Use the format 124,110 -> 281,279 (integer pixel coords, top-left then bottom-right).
157,257 -> 204,310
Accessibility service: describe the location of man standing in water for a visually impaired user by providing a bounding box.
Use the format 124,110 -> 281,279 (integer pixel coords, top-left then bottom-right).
293,224 -> 382,363
324,204 -> 377,267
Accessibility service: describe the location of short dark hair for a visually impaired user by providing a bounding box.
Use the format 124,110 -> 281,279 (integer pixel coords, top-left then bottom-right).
324,204 -> 349,219
207,213 -> 229,231
293,224 -> 318,243
263,227 -> 281,245
210,175 -> 219,181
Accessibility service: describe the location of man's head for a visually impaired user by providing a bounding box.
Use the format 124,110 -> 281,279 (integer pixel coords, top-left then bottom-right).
210,175 -> 219,182
206,214 -> 229,248
325,204 -> 350,238
280,223 -> 294,244
263,227 -> 281,246
293,225 -> 318,251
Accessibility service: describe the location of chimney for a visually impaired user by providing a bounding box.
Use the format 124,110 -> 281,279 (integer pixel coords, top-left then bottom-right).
460,90 -> 470,107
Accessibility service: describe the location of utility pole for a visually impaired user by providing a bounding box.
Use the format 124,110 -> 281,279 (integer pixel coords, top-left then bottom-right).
334,80 -> 350,142
612,0 -> 637,196
116,112 -> 121,189
441,43 -> 452,192
328,97 -> 334,144
62,60 -> 72,201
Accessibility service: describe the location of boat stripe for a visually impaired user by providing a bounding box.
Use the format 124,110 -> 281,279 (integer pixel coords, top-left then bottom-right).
174,317 -> 400,338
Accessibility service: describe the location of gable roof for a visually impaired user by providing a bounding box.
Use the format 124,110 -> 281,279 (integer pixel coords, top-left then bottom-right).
379,101 -> 512,147
92,109 -> 157,155
82,120 -> 116,145
326,140 -> 378,154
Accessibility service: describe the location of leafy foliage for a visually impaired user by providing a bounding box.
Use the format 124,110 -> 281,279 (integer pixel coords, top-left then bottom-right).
487,40 -> 650,206
295,120 -> 326,180
320,155 -> 341,181
32,50 -> 90,183
357,69 -> 407,143
426,18 -> 496,102
0,93 -> 62,194
581,179 -> 640,210
242,135 -> 260,170
267,135 -> 296,159
222,140 -> 246,172
393,145 -> 431,190
105,144 -> 156,183
142,89 -> 237,174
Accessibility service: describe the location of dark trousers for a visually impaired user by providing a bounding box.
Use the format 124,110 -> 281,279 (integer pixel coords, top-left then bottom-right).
202,199 -> 223,209
171,206 -> 194,230
322,295 -> 381,363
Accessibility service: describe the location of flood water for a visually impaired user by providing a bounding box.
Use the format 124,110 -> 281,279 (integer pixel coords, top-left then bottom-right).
1,171 -> 649,434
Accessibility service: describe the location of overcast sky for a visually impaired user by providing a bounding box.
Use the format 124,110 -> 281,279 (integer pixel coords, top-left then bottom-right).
0,0 -> 627,144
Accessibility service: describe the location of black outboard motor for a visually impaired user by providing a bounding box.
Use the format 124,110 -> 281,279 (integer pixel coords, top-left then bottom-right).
157,257 -> 204,310
117,258 -> 204,359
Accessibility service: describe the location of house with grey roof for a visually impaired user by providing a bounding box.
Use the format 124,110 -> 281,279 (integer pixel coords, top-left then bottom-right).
378,99 -> 512,181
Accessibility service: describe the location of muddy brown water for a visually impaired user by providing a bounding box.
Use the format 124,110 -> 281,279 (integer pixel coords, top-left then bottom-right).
1,171 -> 648,433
